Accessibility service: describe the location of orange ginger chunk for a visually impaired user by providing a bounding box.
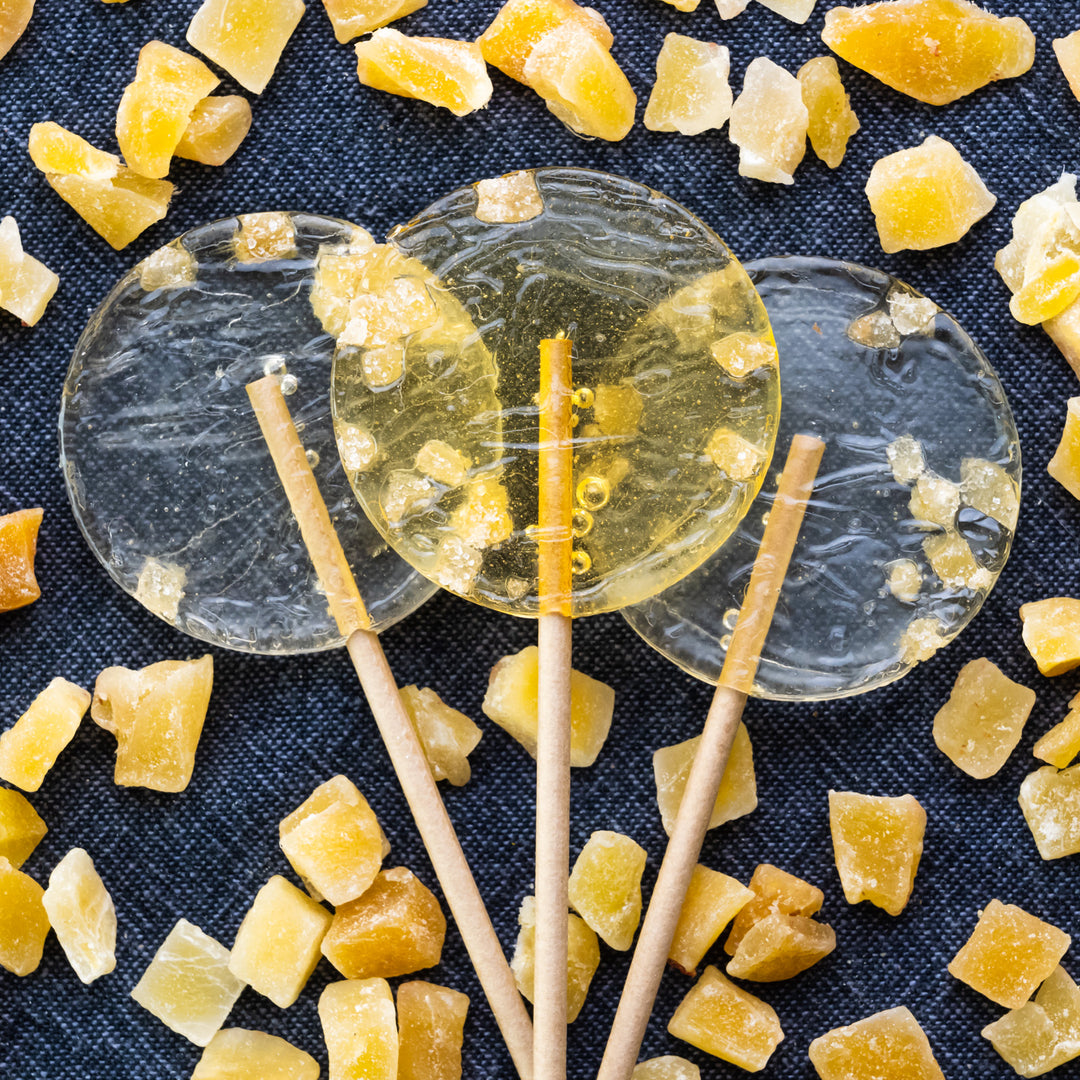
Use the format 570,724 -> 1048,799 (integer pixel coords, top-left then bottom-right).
670,865 -> 753,976
949,900 -> 1071,1009
809,1007 -> 945,1080
798,56 -> 860,169
0,787 -> 46,868
660,0 -> 699,10
568,830 -> 646,951
320,979 -> 398,1080
192,1029 -> 320,1080
1033,696 -> 1080,769
1019,764 -> 1080,860
176,96 -> 252,166
726,912 -> 836,982
0,216 -> 59,326
1021,598 -> 1080,677
397,980 -> 469,1080
0,0 -> 33,62
42,847 -> 117,984
726,863 -> 824,955
400,685 -> 482,786
1056,31 -> 1080,102
0,677 -> 91,791
0,507 -> 42,613
0,857 -> 49,976
822,0 -> 1035,106
644,35 -> 733,137
1049,398 -> 1080,501
324,0 -> 428,43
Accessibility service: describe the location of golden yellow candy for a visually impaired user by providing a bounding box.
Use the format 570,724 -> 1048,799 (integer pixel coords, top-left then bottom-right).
0,507 -> 42,613
1011,253 -> 1080,327
1033,697 -> 1080,769
633,1060 -> 700,1080
236,211 -> 296,263
961,457 -> 1020,530
0,216 -> 59,327
0,677 -> 90,792
1049,398 -> 1080,502
193,1029 -> 320,1080
568,830 -> 646,951
1021,598 -> 1080,677
400,685 -> 482,786
1056,31 -> 1080,102
320,979 -> 399,1080
726,863 -> 823,955
41,847 -> 116,984
809,1007 -> 946,1080
798,57 -> 859,169
0,788 -> 46,869
758,0 -> 816,21
1019,764 -> 1080,860
0,0 -> 33,62
670,865 -> 752,976
644,34 -> 732,137
175,96 -> 252,167
0,857 -> 49,976
397,980 -> 469,1080
729,57 -> 807,185
726,912 -> 835,982
324,0 -> 428,43
908,472 -> 960,529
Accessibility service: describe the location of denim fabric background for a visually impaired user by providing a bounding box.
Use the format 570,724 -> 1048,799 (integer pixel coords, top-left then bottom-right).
1,1 -> 1079,1077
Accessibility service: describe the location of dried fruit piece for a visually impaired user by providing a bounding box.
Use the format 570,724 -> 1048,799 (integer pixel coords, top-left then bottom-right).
644,35 -> 732,137
397,980 -> 469,1080
450,478 -> 513,547
0,677 -> 91,792
670,865 -> 753,976
909,472 -> 960,528
1049,398 -> 1080,501
175,96 -> 253,166
866,136 -> 995,254
131,918 -> 245,1045
568,830 -> 646,951
822,0 -> 1036,107
91,654 -> 213,792
0,857 -> 48,975
961,457 -> 1019,531
668,965 -> 784,1070
1019,765 -> 1080,860
0,0 -> 34,62
886,559 -> 921,603
757,0 -> 816,24
1011,254 -> 1080,327
0,507 -> 42,613
660,0 -> 699,10
415,440 -> 471,487
399,685 -> 481,786
888,287 -> 939,335
0,216 -> 59,326
711,333 -> 777,380
729,57 -> 807,185
809,1007 -> 945,1080
1033,700 -> 1080,769
475,171 -> 544,223
726,912 -> 836,982
715,0 -> 749,16
848,310 -> 901,350
192,1029 -> 320,1080
949,900 -> 1071,1010
726,863 -> 823,955
886,435 -> 925,485
41,848 -> 116,984
633,1060 -> 700,1080
923,530 -> 992,592
324,0 -> 428,43
1056,31 -> 1080,102
134,557 -> 187,620
236,211 -> 296,262
320,978 -> 398,1080
0,788 -> 47,868
798,57 -> 859,169
1021,598 -> 1080,677
899,617 -> 948,664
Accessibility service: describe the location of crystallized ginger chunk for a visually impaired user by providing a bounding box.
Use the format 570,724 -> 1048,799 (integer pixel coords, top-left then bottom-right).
0,216 -> 59,326
670,865 -> 753,976
887,435 -> 925,486
909,472 -> 960,528
176,96 -> 252,166
1011,254 -> 1080,327
809,1007 -> 945,1080
961,457 -> 1019,531
1021,598 -> 1080,677
1056,31 -> 1080,103
726,913 -> 836,982
1034,699 -> 1080,769
0,677 -> 91,792
1019,765 -> 1080,860
193,1029 -> 320,1080
798,57 -> 859,169
886,559 -> 921,603
415,440 -> 470,487
41,847 -> 116,984
324,0 -> 428,43
633,1060 -> 700,1080
397,980 -> 469,1080
399,685 -> 482,786
1049,398 -> 1080,502
475,170 -> 544,223
0,788 -> 46,868
568,830 -> 646,951
757,0 -> 816,23
729,57 -> 807,185
236,211 -> 296,263
711,333 -> 777,381
0,857 -> 48,976
450,478 -> 513,547
644,35 -> 732,137
0,507 -> 42,613
0,0 -> 34,62
320,979 -> 398,1080
706,429 -> 767,481
726,863 -> 823,955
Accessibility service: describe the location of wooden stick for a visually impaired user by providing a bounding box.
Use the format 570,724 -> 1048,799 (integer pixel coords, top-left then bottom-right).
246,375 -> 535,1080
595,433 -> 825,1080
534,337 -> 574,1080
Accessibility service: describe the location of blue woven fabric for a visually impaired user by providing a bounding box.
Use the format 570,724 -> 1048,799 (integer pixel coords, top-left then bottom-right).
2,1 -> 1079,1077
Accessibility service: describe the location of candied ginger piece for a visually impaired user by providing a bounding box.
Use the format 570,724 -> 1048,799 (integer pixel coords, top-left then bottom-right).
670,865 -> 753,976
866,136 -> 995,254
41,847 -> 116,984
0,677 -> 91,792
568,830 -> 646,951
1049,398 -> 1080,502
229,875 -> 331,1008
0,0 -> 34,62
644,35 -> 732,137
899,616 -> 948,664
279,774 -> 386,905
594,383 -> 643,437
633,1059 -> 700,1080
309,234 -> 378,338
668,965 -> 783,1070
809,1007 -> 945,1080
415,440 -> 470,487
888,287 -> 939,335
320,979 -> 398,1080
961,457 -> 1019,531
27,121 -> 119,180
1034,707 -> 1080,770
134,557 -> 187,621
187,0 -> 304,95
511,895 -> 599,1022
995,175 -> 1080,296
654,725 -> 756,837
1011,253 -> 1080,327
706,428 -> 767,481
660,0 -> 699,10
923,530 -> 992,592
726,864 -> 824,955
909,472 -> 959,528
193,1029 -> 320,1080
829,790 -> 925,916
1019,765 -> 1080,861
0,857 -> 48,976
451,478 -> 513,547
176,96 -> 252,166
0,216 -> 59,326
726,912 -> 836,982
847,310 -> 901,350
131,918 -> 245,1045
483,645 -> 614,767
729,57 -> 807,185
711,333 -> 777,380
324,0 -> 427,43
0,788 -> 46,868
91,654 -> 213,792
798,56 -> 859,169
338,424 -> 378,473
397,980 -> 469,1080
236,211 -> 296,263
476,171 -> 544,223
822,0 -> 1035,106
138,245 -> 195,292
399,685 -> 482,786
886,436 -> 925,486
1056,32 -> 1080,102
716,0 -> 749,15
0,507 -> 42,613
757,0 -> 815,22
431,533 -> 483,595
1021,598 -> 1080,677
886,559 -> 921,603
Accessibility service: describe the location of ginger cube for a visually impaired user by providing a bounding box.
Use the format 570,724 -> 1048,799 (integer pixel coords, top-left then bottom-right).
91,654 -> 213,792
809,1007 -> 945,1080
660,0 -> 699,9
1019,765 -> 1080,860
475,171 -> 545,223
0,507 -> 42,613
236,211 -> 296,263
0,216 -> 59,326
1049,398 -> 1080,502
415,440 -> 471,487
668,965 -> 783,1070
0,677 -> 91,792
187,0 -> 304,95
279,774 -> 387,906
594,383 -> 644,437
482,645 -> 614,767
670,865 -> 753,976
706,429 -> 767,481
644,35 -> 733,137
932,659 -> 1035,778
633,1060 -> 700,1080
909,472 -> 960,528
758,0 -> 816,21
899,616 -> 948,664
886,435 -> 925,485
26,120 -> 119,180
888,287 -> 939,335
1034,707 -> 1080,769
399,685 -> 482,786
131,918 -> 245,1045
320,978 -> 398,1080
821,0 -> 1035,106
41,848 -> 116,984
398,980 -> 469,1080
847,310 -> 901,350
193,1029 -> 320,1080
431,534 -> 483,595
324,0 -> 428,43
798,56 -> 859,169
726,863 -> 822,955
138,245 -> 196,293
716,0 -> 750,16
729,57 -> 808,185
322,866 -> 446,980
450,478 -> 513,547
568,830 -> 646,951
0,0 -> 33,62
961,457 -> 1019,531
949,900 -> 1071,1010
866,136 -> 996,254
385,473 -> 436,522
511,896 -> 600,1022
175,96 -> 253,166
726,913 -> 836,982
1011,254 -> 1080,327
654,725 -> 756,837
1056,31 -> 1080,102
1021,598 -> 1080,677
711,333 -> 778,381
228,875 -> 332,1008
922,530 -> 992,592
0,788 -> 47,868
0,857 -> 48,976
886,559 -> 921,604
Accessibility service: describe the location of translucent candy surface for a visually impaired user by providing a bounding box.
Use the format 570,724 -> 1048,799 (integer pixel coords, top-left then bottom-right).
41,847 -> 116,984
1021,598 -> 1080,677
729,57 -> 807,184
644,35 -> 732,136
726,912 -> 835,981
400,685 -> 482,785
320,979 -> 398,1080
798,57 -> 859,169
324,0 -> 428,43
726,863 -> 823,956
1019,765 -> 1080,860
0,507 -> 42,612
809,1007 -> 945,1080
568,830 -> 646,951
1049,398 -> 1080,501
625,257 -> 1020,700
669,865 -> 753,976
0,857 -> 48,976
175,96 -> 252,166
0,788 -> 46,868
0,215 -> 59,326
0,677 -> 90,792
397,980 -> 469,1080
192,1029 -> 320,1080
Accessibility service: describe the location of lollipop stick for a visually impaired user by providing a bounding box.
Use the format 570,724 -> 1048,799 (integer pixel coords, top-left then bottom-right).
535,336 -> 574,1080
596,433 -> 826,1080
246,375 -> 535,1080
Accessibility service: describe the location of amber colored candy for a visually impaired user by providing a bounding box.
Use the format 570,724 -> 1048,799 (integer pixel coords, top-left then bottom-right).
729,57 -> 807,185
229,875 -> 332,1008
644,35 -> 732,137
511,895 -> 600,1022
399,685 -> 482,786
0,0 -> 33,61
320,979 -> 398,1080
798,57 -> 859,169
91,654 -> 213,792
654,724 -> 756,837
0,216 -> 59,326
1021,598 -> 1080,677
0,677 -> 91,792
809,1007 -> 945,1080
175,96 -> 252,166
726,912 -> 836,982
822,0 -> 1035,107
0,507 -> 42,613
42,847 -> 116,984
949,900 -> 1071,1010
397,980 -> 469,1080
322,866 -> 446,980
0,788 -> 46,868
711,333 -> 778,381
726,863 -> 823,956
1019,765 -> 1080,860
633,1059 -> 700,1080
0,857 -> 48,976
1049,399 -> 1080,502
1033,701 -> 1080,769
483,645 -> 614,767
236,211 -> 296,263
1056,32 -> 1080,102
193,1029 -> 320,1080
670,865 -> 753,976
668,965 -> 783,1070
568,830 -> 646,951
279,774 -> 387,906
324,0 -> 427,43
449,478 -> 513,546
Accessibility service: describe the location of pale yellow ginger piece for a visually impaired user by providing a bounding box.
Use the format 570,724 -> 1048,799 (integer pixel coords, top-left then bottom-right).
829,790 -> 925,916
909,472 -> 959,528
922,530 -> 992,592
0,788 -> 46,869
309,232 -> 379,337
134,557 -> 187,621
0,0 -> 34,62
726,912 -> 836,982
91,655 -> 213,792
0,857 -> 48,976
644,35 -> 732,137
431,533 -> 483,594
660,0 -> 699,10
450,478 -> 513,547
888,287 -> 939,335
809,1007 -> 945,1080
670,866 -> 753,976
961,457 -> 1019,531
475,171 -> 544,223
668,965 -> 784,1070
729,57 -> 808,185
338,424 -> 378,472
384,472 -> 436,524
886,435 -> 926,485
594,382 -> 643,437
715,0 -> 749,16
41,847 -> 116,984
324,0 -> 428,43
483,645 -> 614,766
866,136 -> 995,254
711,333 -> 777,380
847,310 -> 901,350
633,1059 -> 700,1080
415,439 -> 470,487
1049,398 -> 1080,501
1021,598 -> 1080,677
899,616 -> 948,664
654,725 -> 756,837
1019,765 -> 1080,860
726,863 -> 824,955
28,120 -> 120,180
568,830 -> 646,951
933,658 -> 1035,778
361,345 -> 405,388
0,677 -> 90,792
131,918 -> 245,1045
236,211 -> 296,263
175,96 -> 253,166
320,978 -> 398,1080
511,895 -> 599,1022
341,273 -> 437,349
229,875 -> 332,1008
399,685 -> 482,786
0,216 -> 59,326
886,559 -> 921,603
279,774 -> 387,906
706,428 -> 767,481
1034,705 -> 1080,770
187,0 -> 305,95
757,0 -> 815,25
995,175 -> 1080,296
798,56 -> 859,169
138,245 -> 196,292
1056,31 -> 1080,102
193,1028 -> 320,1080
397,980 -> 469,1080
1011,253 -> 1080,327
